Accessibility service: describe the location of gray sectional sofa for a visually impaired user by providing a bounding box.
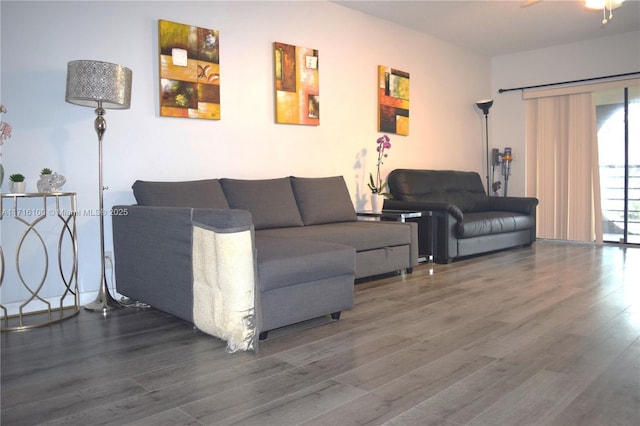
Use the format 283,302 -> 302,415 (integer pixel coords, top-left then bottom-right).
112,176 -> 418,350
384,169 -> 538,264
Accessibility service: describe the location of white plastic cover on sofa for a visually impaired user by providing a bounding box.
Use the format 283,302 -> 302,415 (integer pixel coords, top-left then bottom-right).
192,222 -> 258,352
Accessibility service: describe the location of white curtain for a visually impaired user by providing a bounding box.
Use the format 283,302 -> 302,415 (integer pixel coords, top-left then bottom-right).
525,92 -> 602,242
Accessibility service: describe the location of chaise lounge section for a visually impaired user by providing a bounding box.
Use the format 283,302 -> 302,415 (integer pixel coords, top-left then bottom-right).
112,176 -> 418,350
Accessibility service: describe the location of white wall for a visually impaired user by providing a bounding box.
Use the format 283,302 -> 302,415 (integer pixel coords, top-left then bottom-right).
491,31 -> 640,196
0,1 -> 491,306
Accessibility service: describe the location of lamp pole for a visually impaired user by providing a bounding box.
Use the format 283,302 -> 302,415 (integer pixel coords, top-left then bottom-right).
83,103 -> 122,311
484,112 -> 490,196
476,99 -> 493,196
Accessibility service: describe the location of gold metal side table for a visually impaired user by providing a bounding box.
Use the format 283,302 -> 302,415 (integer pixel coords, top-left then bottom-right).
0,192 -> 79,331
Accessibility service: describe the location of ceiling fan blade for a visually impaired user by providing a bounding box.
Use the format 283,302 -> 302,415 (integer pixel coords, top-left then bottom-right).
521,0 -> 542,7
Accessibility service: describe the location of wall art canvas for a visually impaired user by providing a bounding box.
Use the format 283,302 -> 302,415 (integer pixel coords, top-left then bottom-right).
274,42 -> 319,125
159,19 -> 220,120
378,66 -> 409,135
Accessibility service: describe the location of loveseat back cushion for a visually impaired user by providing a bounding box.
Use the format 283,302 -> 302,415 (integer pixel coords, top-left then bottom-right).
221,177 -> 304,230
291,176 -> 357,225
410,192 -> 488,213
388,169 -> 489,212
132,179 -> 230,209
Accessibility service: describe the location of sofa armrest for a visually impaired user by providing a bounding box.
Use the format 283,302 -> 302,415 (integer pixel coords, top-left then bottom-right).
112,205 -> 253,323
384,199 -> 464,222
488,196 -> 539,214
192,208 -> 253,230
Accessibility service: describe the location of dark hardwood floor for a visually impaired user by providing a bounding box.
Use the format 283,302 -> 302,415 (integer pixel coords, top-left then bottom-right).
2,240 -> 639,426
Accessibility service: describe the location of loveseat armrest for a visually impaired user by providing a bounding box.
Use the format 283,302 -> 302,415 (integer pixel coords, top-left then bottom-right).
384,199 -> 464,221
488,196 -> 539,215
112,205 -> 253,323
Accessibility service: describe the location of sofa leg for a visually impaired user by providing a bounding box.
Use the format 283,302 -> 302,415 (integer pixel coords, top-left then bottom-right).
259,331 -> 269,341
331,311 -> 341,320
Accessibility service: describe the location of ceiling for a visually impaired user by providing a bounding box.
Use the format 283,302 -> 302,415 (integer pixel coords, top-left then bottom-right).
334,0 -> 640,56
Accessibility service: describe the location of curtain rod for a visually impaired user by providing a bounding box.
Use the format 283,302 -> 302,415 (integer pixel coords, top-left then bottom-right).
498,71 -> 640,94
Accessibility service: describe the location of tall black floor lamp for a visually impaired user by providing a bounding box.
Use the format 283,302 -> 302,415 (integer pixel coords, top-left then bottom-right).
476,99 -> 493,196
65,60 -> 133,312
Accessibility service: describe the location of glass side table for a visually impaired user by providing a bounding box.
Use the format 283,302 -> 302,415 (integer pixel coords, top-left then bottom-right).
0,192 -> 79,331
357,209 -> 436,273
356,209 -> 425,223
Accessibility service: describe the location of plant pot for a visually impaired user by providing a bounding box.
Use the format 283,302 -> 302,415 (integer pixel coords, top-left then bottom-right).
11,181 -> 26,193
37,172 -> 65,193
370,193 -> 385,214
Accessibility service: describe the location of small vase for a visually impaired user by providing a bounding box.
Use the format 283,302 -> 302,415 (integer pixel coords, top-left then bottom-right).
371,193 -> 385,214
37,174 -> 54,192
10,181 -> 26,193
37,172 -> 66,193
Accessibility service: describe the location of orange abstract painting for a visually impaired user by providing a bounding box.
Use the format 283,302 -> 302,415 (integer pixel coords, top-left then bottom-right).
274,42 -> 319,125
378,66 -> 409,135
159,20 -> 220,120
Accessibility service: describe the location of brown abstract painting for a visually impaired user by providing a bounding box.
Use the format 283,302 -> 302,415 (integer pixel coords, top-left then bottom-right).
159,20 -> 220,120
274,42 -> 319,125
378,66 -> 409,135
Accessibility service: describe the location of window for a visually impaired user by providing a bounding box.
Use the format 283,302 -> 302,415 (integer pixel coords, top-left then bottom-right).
596,86 -> 640,244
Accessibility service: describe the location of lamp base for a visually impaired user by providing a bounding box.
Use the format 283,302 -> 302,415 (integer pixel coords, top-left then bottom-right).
84,277 -> 123,312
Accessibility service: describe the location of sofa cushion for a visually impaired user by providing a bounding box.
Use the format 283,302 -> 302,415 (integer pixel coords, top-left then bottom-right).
257,221 -> 413,252
457,211 -> 535,238
220,177 -> 303,230
132,179 -> 230,209
255,236 -> 355,292
291,176 -> 357,225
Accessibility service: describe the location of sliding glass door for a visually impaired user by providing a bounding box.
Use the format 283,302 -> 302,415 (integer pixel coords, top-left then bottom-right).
596,85 -> 640,244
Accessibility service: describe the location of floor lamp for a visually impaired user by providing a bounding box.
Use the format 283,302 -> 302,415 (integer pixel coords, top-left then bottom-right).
476,99 -> 493,196
65,60 -> 132,312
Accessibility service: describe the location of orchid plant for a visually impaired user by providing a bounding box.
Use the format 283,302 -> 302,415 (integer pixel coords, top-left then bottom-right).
367,134 -> 392,197
0,104 -> 11,185
0,104 -> 12,147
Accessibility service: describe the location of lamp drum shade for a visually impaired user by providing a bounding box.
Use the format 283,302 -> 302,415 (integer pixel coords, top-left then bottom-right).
65,60 -> 132,109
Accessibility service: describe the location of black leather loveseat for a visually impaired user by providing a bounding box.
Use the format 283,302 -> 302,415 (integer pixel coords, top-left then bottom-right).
383,169 -> 539,264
